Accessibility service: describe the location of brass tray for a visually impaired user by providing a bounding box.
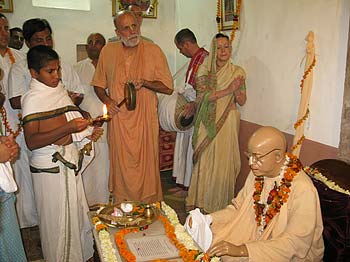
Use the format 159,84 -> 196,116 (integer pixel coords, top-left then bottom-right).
96,202 -> 159,228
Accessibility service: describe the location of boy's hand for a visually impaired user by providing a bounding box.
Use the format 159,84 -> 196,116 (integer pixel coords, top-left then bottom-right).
68,118 -> 89,133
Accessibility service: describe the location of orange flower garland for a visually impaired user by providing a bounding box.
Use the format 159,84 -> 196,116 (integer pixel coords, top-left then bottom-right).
92,216 -> 108,232
291,55 -> 316,151
115,227 -> 140,262
299,57 -> 316,93
114,212 -> 210,262
1,48 -> 22,138
158,214 -> 201,262
294,109 -> 309,129
0,107 -> 22,138
290,135 -> 305,152
253,153 -> 302,229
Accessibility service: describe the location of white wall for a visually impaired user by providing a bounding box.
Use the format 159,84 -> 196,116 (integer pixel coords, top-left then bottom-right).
6,0 -> 349,148
175,0 -> 349,148
7,0 -> 176,71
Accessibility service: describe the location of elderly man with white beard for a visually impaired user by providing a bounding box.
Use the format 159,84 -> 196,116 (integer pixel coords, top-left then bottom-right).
92,10 -> 173,204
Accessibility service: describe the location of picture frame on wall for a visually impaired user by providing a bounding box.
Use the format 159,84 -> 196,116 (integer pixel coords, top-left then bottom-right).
112,0 -> 158,19
220,0 -> 240,31
0,0 -> 13,13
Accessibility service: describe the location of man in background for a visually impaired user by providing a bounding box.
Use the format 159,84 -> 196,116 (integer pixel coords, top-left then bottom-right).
92,10 -> 173,203
170,28 -> 208,197
74,32 -> 110,206
8,18 -> 84,110
9,27 -> 24,50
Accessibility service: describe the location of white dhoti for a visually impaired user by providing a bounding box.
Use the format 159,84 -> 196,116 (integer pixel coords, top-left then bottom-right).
81,141 -> 109,205
31,144 -> 94,262
13,132 -> 38,228
173,127 -> 194,187
22,79 -> 95,262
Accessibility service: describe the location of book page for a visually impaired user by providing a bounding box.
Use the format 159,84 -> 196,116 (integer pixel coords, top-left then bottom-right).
126,235 -> 179,261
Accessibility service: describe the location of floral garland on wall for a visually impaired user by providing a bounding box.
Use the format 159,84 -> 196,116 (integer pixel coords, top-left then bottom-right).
216,0 -> 242,44
291,32 -> 316,153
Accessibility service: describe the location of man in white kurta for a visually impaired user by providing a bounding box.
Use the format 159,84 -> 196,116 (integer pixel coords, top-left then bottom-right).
74,32 -> 109,206
6,18 -> 84,228
172,29 -> 208,191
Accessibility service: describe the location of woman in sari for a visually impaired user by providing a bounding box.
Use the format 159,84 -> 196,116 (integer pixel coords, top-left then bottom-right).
186,33 -> 246,213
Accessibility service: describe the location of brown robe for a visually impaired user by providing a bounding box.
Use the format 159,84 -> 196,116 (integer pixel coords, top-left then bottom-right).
91,39 -> 173,203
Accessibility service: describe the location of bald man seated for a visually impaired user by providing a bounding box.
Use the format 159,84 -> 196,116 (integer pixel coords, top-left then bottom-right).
186,126 -> 324,261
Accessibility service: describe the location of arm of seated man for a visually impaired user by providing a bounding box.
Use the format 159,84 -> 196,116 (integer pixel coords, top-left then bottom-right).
208,241 -> 248,257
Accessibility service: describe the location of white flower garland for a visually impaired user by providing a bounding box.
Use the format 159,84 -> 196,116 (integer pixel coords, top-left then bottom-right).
305,166 -> 350,195
99,230 -> 119,262
93,208 -> 119,262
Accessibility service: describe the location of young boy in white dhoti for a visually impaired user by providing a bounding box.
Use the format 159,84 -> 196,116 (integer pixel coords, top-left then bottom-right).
21,45 -> 103,262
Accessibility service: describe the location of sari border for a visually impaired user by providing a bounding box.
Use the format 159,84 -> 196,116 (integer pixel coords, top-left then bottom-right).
193,94 -> 235,164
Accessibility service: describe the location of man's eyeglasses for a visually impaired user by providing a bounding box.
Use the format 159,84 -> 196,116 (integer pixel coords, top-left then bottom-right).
244,148 -> 281,166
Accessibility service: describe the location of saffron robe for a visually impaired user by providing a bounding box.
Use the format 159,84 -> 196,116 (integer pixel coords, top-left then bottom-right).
92,39 -> 173,203
210,170 -> 324,261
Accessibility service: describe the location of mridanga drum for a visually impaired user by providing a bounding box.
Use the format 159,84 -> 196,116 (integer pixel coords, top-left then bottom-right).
158,92 -> 195,132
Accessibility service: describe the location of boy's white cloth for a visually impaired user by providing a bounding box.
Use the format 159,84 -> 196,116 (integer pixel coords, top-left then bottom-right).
184,208 -> 213,252
22,79 -> 93,139
0,161 -> 17,193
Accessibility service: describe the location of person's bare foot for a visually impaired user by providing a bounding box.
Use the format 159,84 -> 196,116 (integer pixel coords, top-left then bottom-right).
168,187 -> 182,193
